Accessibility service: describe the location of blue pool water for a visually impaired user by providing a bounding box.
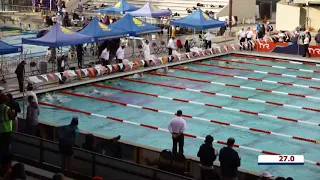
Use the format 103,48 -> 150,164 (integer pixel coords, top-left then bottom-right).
25,54 -> 320,179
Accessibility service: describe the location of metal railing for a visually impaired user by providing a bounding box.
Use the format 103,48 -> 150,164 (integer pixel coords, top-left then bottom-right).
11,132 -> 194,180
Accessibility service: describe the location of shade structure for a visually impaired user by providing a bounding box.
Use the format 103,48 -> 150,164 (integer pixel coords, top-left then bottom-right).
109,14 -> 161,36
0,41 -> 22,55
99,0 -> 138,14
79,17 -> 129,41
170,8 -> 225,30
125,2 -> 172,17
22,23 -> 94,47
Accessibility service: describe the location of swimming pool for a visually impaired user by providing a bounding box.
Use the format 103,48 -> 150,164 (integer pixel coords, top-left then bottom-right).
25,54 -> 320,179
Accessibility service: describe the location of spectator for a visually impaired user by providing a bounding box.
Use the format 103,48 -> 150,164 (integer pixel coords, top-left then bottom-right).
167,36 -> 175,56
315,29 -> 320,45
184,40 -> 190,53
286,177 -> 293,180
82,134 -> 121,158
204,31 -> 212,49
197,135 -> 219,180
302,30 -> 311,58
219,137 -> 241,180
6,163 -> 26,180
52,173 -> 65,180
266,22 -> 273,37
259,171 -> 273,180
6,94 -> 20,131
25,84 -> 38,105
275,177 -> 286,180
116,44 -> 125,63
57,117 -> 79,175
15,61 -> 26,93
76,44 -> 84,68
62,12 -> 69,27
26,96 -> 39,136
168,110 -> 186,155
0,94 -> 15,156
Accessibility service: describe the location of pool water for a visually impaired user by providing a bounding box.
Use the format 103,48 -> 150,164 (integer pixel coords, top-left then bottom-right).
23,54 -> 320,179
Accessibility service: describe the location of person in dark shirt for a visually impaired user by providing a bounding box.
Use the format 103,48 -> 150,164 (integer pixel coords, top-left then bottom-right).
6,93 -> 20,131
15,61 -> 26,92
76,44 -> 83,68
219,138 -> 241,180
197,135 -> 219,180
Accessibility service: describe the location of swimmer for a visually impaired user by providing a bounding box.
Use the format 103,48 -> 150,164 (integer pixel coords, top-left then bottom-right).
45,93 -> 63,103
89,89 -> 109,97
132,72 -> 144,79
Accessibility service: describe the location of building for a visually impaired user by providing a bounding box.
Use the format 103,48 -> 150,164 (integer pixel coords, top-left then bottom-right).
276,0 -> 320,31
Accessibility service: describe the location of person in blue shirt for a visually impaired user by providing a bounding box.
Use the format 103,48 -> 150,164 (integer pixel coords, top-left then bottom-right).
57,117 -> 79,175
256,23 -> 261,39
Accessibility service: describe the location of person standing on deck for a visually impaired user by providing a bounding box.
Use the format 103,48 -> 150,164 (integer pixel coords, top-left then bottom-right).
116,44 -> 125,63
15,61 -> 26,93
168,110 -> 186,155
238,28 -> 246,50
167,36 -> 175,56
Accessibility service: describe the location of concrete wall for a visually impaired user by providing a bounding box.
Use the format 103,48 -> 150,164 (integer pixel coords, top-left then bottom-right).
216,0 -> 256,21
276,3 -> 301,31
303,6 -> 320,30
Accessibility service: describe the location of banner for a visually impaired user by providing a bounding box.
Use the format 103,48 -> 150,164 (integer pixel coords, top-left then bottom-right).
255,41 -> 320,57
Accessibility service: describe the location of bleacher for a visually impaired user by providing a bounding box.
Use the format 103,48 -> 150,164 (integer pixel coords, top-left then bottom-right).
81,0 -> 229,18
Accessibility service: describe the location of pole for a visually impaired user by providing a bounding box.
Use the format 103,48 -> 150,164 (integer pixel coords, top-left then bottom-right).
228,0 -> 233,32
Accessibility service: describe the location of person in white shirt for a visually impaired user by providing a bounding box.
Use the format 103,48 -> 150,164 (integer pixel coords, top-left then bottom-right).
167,36 -> 175,56
278,31 -> 286,42
246,27 -> 254,51
142,40 -> 155,60
204,31 -> 212,49
25,84 -> 38,105
238,28 -> 246,50
303,31 -> 311,58
100,47 -> 110,65
168,110 -> 186,154
116,45 -> 125,63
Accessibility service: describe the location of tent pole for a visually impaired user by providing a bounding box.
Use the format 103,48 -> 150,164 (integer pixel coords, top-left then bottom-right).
22,52 -> 25,119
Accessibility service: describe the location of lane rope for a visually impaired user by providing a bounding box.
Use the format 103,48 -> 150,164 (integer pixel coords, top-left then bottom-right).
211,57 -> 320,74
120,77 -> 320,113
171,67 -> 320,91
230,54 -> 320,67
146,72 -> 320,101
38,101 -> 320,167
91,83 -> 320,144
193,61 -> 320,82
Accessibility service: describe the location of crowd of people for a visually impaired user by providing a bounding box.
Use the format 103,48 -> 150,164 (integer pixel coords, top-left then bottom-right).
168,110 -> 294,180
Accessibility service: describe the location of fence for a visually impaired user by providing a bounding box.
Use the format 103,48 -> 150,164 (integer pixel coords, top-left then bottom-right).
11,132 -> 195,180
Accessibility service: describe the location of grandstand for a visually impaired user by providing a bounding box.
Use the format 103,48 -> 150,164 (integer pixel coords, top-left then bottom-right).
79,0 -> 256,22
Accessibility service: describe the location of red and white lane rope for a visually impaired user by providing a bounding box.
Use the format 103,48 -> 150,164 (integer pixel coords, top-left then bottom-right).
120,78 -> 320,113
146,72 -> 320,101
38,101 -> 320,166
211,57 -> 320,74
230,54 -> 320,67
171,67 -> 320,91
192,61 -> 320,81
91,83 -> 320,144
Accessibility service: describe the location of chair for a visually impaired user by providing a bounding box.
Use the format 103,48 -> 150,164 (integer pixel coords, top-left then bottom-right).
151,42 -> 160,54
136,44 -> 144,57
30,62 -> 40,75
160,41 -> 167,53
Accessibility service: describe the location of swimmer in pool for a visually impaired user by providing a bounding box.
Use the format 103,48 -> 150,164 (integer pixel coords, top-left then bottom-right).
89,89 -> 108,97
45,93 -> 63,103
132,72 -> 144,79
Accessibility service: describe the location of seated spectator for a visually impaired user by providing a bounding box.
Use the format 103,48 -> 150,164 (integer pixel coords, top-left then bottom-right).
92,176 -> 103,180
219,137 -> 241,180
4,163 -> 26,180
197,135 -> 219,180
278,31 -> 286,42
52,173 -> 65,180
259,171 -> 273,180
275,177 -> 286,180
57,117 -> 79,175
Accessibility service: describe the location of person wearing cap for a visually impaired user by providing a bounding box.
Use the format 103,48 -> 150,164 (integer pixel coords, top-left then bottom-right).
259,171 -> 273,180
116,44 -> 125,63
219,137 -> 241,180
197,135 -> 219,180
57,117 -> 79,175
168,110 -> 186,155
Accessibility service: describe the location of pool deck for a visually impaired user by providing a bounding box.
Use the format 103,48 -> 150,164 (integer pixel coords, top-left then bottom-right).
2,50 -> 319,99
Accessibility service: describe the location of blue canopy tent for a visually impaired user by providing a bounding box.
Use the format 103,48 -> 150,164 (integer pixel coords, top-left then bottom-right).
126,2 -> 171,17
79,17 -> 129,41
0,41 -> 22,55
99,0 -> 138,14
22,23 -> 94,47
170,8 -> 225,30
109,14 -> 161,36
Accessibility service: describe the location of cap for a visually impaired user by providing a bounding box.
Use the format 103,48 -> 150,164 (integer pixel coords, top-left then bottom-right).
261,171 -> 273,177
205,135 -> 214,143
176,110 -> 182,116
286,177 -> 293,180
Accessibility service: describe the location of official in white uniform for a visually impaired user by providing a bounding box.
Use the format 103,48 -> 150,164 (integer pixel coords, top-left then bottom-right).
204,31 -> 212,49
167,37 -> 175,56
116,45 -> 125,63
246,27 -> 254,51
238,28 -> 246,50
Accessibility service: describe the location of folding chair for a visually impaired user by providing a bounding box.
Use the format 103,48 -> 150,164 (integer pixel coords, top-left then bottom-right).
30,62 -> 40,75
160,41 -> 168,53
151,42 -> 160,54
135,44 -> 144,57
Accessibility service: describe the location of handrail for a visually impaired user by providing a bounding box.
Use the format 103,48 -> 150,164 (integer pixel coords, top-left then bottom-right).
11,131 -> 194,180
